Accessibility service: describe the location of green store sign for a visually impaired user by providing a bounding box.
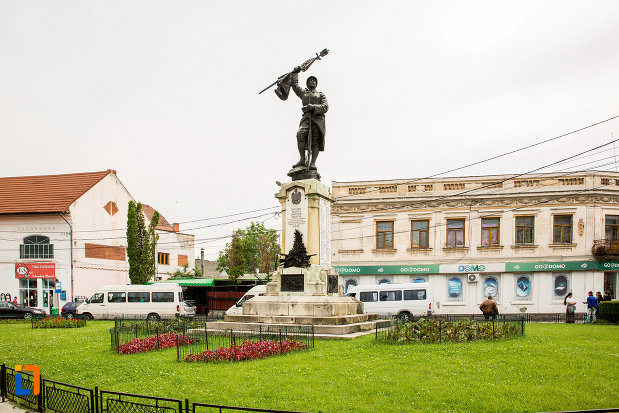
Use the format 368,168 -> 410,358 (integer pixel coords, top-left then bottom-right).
506,261 -> 597,272
333,265 -> 439,275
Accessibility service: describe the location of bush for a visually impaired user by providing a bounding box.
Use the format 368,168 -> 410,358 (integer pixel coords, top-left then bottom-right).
33,318 -> 86,328
381,318 -> 523,343
598,300 -> 619,323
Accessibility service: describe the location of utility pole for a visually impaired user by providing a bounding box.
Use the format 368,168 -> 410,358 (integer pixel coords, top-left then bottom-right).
200,248 -> 205,277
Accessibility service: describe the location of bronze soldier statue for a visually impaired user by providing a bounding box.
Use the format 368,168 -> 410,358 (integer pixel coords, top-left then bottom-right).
259,49 -> 329,180
290,66 -> 328,171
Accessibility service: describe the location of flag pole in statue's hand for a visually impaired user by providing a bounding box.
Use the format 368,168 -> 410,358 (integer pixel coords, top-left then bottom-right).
258,49 -> 329,95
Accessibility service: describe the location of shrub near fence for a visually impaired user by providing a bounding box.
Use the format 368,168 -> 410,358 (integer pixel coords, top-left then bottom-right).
598,301 -> 619,323
376,317 -> 525,344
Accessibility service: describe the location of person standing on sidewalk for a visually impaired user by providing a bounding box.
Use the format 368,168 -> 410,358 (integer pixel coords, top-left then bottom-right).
479,295 -> 499,321
564,292 -> 576,323
583,291 -> 598,322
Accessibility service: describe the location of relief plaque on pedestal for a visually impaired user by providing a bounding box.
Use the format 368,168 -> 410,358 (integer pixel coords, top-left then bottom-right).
281,274 -> 304,292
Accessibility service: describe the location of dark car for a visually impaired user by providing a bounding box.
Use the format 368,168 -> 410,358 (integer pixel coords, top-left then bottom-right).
61,302 -> 82,319
0,301 -> 46,319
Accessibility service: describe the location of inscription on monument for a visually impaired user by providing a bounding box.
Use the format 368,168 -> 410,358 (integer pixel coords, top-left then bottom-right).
285,187 -> 308,253
281,274 -> 304,292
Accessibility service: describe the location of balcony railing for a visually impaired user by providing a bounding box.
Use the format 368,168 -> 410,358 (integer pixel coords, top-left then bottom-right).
592,239 -> 619,259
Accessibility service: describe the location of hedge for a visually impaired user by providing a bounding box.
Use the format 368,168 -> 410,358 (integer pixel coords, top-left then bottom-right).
598,300 -> 619,323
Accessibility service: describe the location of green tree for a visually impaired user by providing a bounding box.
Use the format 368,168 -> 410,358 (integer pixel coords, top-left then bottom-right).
169,263 -> 201,278
126,201 -> 160,284
217,222 -> 280,282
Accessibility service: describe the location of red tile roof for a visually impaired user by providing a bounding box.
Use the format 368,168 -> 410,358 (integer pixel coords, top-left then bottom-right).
0,170 -> 114,214
142,204 -> 175,232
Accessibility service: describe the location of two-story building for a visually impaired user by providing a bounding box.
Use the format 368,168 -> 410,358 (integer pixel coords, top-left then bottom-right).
331,171 -> 619,314
0,170 -> 194,313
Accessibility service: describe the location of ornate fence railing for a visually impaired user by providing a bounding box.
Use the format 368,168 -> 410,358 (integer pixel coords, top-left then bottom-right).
0,364 -> 316,413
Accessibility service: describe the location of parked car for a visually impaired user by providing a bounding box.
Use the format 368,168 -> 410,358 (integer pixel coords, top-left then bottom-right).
61,301 -> 83,319
0,301 -> 46,319
183,301 -> 197,316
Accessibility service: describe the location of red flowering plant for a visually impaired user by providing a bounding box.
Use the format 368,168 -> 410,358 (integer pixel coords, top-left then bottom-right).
33,317 -> 86,328
184,338 -> 308,362
116,332 -> 197,354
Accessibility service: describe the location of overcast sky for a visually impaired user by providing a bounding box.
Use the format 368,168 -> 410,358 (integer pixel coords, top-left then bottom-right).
2,1 -> 619,260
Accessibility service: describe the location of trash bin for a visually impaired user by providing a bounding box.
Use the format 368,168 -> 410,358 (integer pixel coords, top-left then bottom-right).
51,307 -> 58,315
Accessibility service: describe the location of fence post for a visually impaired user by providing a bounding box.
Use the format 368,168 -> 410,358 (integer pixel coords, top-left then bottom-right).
176,334 -> 180,362
259,324 -> 262,341
156,327 -> 160,350
439,320 -> 442,343
279,331 -> 283,354
312,325 -> 315,348
232,330 -> 237,360
1,363 -> 5,402
521,319 -> 524,336
205,323 -> 209,351
492,320 -> 495,339
95,386 -> 99,413
185,398 -> 189,413
37,374 -> 43,413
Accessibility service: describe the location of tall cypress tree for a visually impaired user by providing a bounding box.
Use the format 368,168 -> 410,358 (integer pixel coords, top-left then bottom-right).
127,201 -> 159,284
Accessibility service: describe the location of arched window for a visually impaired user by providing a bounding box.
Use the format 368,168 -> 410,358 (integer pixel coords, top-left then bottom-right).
20,235 -> 54,259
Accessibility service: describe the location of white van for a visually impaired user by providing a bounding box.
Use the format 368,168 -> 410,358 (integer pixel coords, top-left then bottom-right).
225,285 -> 267,316
346,283 -> 432,319
76,283 -> 189,320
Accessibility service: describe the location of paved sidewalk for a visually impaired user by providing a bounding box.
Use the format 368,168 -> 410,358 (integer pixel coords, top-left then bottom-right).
0,400 -> 31,413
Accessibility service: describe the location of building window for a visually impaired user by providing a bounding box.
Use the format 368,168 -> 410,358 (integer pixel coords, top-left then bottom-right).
605,215 -> 619,241
515,216 -> 535,245
553,273 -> 569,299
376,221 -> 394,249
447,277 -> 463,301
553,215 -> 572,244
158,252 -> 170,265
411,220 -> 429,248
410,276 -> 428,283
481,218 -> 500,247
515,275 -> 532,300
19,279 -> 38,307
377,277 -> 392,285
483,276 -> 499,300
446,219 -> 465,248
20,235 -> 54,259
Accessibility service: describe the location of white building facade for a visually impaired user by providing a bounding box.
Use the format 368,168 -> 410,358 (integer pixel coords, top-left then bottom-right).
331,172 -> 619,314
0,170 -> 194,313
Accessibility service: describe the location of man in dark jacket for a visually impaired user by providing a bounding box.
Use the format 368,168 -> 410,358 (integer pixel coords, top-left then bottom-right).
479,295 -> 499,321
290,67 -> 328,171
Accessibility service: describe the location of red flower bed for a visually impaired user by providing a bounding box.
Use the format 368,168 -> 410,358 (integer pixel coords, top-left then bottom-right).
117,333 -> 197,354
184,338 -> 308,362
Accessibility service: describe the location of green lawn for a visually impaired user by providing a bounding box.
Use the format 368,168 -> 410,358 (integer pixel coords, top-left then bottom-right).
0,321 -> 617,412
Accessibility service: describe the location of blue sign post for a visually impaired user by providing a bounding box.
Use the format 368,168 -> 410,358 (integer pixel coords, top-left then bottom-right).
54,281 -> 62,293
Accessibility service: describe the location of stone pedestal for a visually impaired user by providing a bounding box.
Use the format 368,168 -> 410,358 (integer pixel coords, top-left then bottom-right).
219,178 -> 386,337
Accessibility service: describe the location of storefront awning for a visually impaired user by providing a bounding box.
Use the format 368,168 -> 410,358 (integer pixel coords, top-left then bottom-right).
152,278 -> 215,287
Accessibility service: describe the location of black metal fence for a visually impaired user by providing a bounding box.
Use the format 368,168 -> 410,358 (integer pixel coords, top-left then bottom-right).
0,364 -> 315,413
177,324 -> 314,362
376,316 -> 526,343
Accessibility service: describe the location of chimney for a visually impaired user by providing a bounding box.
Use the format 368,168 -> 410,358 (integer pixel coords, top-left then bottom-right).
173,223 -> 180,232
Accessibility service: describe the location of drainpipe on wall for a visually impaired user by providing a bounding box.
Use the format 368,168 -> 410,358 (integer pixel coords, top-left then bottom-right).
60,213 -> 74,301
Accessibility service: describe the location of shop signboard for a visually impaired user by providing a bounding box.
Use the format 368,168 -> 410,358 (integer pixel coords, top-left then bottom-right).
506,261 -> 596,272
333,264 -> 439,275
14,263 -> 55,279
598,261 -> 619,270
440,262 -> 505,274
